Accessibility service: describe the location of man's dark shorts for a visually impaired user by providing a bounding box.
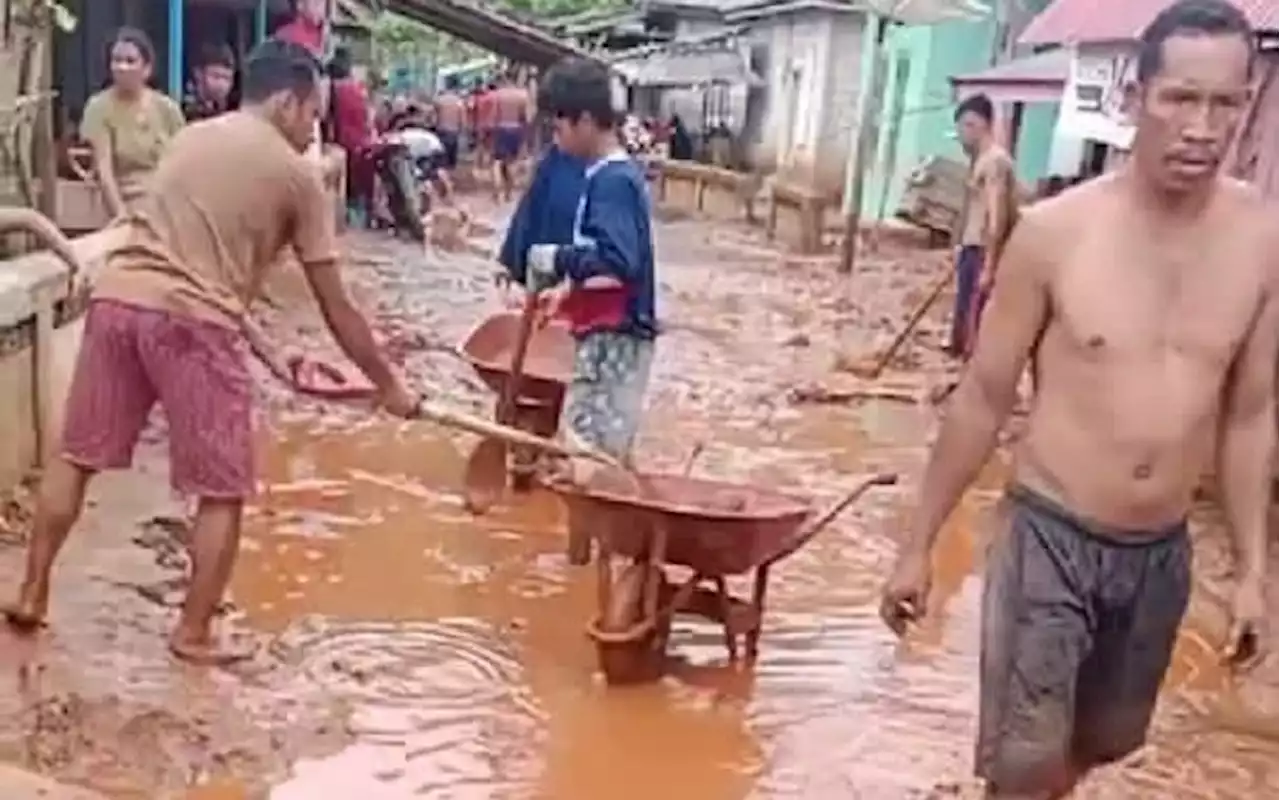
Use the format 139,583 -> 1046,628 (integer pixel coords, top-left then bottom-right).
978,484 -> 1191,794
492,124 -> 524,163
437,129 -> 460,169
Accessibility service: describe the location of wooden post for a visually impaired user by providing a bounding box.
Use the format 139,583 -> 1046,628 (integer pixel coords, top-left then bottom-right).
838,15 -> 889,274
34,12 -> 55,222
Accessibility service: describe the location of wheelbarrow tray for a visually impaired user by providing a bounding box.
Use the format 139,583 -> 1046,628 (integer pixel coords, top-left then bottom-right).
458,311 -> 574,407
553,473 -> 813,576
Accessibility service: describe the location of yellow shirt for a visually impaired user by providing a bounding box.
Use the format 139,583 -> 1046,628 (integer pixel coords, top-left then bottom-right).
80,87 -> 185,205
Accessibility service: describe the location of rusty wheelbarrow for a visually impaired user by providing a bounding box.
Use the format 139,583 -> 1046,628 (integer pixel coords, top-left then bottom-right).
550,470 -> 899,685
458,310 -> 575,492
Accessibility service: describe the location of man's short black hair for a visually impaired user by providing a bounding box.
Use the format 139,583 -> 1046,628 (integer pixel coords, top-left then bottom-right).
328,46 -> 352,79
241,39 -> 320,104
1137,0 -> 1254,82
195,41 -> 235,70
954,93 -> 994,124
539,57 -> 616,128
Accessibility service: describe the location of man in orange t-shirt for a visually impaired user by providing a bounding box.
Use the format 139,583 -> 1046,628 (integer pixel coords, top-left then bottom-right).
3,41 -> 417,665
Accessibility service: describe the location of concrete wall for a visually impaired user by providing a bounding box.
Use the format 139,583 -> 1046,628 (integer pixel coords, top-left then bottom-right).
750,9 -> 865,193
0,228 -> 120,491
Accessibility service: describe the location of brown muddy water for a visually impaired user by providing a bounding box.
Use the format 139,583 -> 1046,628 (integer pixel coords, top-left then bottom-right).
0,212 -> 1275,799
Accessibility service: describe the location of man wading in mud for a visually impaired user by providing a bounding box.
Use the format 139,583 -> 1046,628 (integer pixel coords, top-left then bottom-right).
881,2 -> 1276,797
433,75 -> 466,199
3,41 -> 418,664
491,70 -> 532,203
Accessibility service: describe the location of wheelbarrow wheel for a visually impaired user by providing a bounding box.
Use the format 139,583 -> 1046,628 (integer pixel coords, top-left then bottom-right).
591,562 -> 672,685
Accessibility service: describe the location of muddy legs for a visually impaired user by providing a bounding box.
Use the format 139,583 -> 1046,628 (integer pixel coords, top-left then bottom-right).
168,498 -> 252,666
5,465 -> 250,665
3,459 -> 93,630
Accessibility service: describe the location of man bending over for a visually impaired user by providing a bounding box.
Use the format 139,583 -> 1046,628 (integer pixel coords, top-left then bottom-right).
3,41 -> 417,665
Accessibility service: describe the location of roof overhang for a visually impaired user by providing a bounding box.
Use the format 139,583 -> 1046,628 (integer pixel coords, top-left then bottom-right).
376,0 -> 593,68
949,47 -> 1069,104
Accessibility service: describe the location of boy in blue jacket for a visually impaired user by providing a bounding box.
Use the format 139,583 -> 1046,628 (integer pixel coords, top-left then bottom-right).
523,58 -> 659,488
498,139 -> 587,287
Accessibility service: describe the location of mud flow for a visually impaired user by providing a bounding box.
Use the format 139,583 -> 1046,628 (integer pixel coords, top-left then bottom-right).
0,207 -> 1274,799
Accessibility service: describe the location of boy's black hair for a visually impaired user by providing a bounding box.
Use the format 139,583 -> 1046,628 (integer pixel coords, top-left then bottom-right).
241,39 -> 320,104
954,92 -> 994,124
195,41 -> 235,70
1136,0 -> 1253,82
110,26 -> 155,67
538,57 -> 616,128
328,45 -> 353,79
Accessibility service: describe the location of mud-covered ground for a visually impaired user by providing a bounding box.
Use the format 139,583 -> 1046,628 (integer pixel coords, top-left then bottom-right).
0,205 -> 1275,799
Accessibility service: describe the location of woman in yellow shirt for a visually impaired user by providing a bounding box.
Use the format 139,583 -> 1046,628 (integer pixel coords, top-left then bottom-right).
80,27 -> 185,218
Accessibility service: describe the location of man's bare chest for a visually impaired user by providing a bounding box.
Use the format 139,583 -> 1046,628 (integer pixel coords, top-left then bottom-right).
1050,240 -> 1259,371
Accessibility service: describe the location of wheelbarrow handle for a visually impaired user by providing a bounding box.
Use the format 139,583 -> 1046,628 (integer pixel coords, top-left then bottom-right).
414,399 -> 621,467
764,472 -> 899,567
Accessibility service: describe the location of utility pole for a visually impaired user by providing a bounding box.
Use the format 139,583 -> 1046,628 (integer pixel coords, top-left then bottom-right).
837,15 -> 889,274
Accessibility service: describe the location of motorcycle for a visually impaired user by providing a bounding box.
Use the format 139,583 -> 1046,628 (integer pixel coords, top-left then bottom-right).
370,140 -> 426,242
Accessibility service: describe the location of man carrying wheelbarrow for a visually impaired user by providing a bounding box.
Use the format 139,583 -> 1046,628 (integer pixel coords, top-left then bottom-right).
520,59 -> 659,525
882,2 -> 1274,797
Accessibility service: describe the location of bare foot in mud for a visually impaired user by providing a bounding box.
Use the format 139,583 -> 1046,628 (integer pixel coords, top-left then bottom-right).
2,590 -> 49,632
168,632 -> 255,667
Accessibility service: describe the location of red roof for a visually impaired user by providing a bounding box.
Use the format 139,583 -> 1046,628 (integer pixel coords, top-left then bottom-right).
1020,0 -> 1278,46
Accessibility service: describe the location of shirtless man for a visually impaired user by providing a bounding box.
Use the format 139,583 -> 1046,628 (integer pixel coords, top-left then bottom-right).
433,75 -> 466,199
880,2 -> 1276,797
472,81 -> 497,173
491,71 -> 532,202
953,93 -> 1017,357
3,41 -> 418,664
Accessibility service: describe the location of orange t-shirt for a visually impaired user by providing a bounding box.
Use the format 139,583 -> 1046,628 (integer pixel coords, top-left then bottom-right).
93,111 -> 339,330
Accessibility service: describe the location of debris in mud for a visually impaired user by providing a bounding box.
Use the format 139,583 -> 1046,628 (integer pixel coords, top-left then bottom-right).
126,516 -> 233,615
781,332 -> 811,348
787,381 -> 918,406
0,470 -> 39,544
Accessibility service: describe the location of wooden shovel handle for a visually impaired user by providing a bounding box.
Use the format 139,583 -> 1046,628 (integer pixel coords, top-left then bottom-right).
497,292 -> 541,424
415,400 -> 619,467
868,269 -> 954,377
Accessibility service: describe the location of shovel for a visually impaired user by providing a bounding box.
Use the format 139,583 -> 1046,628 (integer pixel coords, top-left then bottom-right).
463,290 -> 541,513
841,268 -> 952,381
415,399 -> 618,466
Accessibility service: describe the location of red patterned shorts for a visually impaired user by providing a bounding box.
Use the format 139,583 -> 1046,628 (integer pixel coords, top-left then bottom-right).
61,299 -> 254,499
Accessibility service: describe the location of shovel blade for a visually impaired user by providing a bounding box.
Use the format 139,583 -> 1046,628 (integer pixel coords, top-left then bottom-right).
463,438 -> 509,514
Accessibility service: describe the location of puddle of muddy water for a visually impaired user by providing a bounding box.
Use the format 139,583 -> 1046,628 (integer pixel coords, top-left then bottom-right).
1,224 -> 1275,800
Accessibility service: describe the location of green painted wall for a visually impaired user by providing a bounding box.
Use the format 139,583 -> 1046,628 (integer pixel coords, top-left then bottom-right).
862,8 -> 1060,219
1013,102 -> 1059,187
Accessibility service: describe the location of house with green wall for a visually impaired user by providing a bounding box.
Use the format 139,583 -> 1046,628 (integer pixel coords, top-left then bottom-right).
860,0 -> 1058,219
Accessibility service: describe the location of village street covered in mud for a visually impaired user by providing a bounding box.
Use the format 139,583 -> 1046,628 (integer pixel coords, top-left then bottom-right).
0,207 -> 1275,799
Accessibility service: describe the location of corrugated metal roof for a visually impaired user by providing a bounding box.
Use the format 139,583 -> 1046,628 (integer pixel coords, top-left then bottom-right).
613,46 -> 762,86
1021,0 -> 1277,46
950,46 -> 1070,85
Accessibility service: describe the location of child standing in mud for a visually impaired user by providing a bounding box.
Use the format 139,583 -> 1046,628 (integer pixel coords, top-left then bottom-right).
3,41 -> 418,665
521,59 -> 659,509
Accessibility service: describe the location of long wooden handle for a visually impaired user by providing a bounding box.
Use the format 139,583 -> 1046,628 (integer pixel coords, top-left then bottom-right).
416,400 -> 619,466
869,269 -> 954,376
497,292 -> 541,424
